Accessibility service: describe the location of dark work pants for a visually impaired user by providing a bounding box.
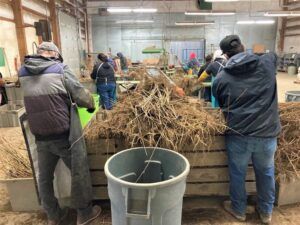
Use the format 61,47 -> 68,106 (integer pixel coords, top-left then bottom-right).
36,138 -> 93,220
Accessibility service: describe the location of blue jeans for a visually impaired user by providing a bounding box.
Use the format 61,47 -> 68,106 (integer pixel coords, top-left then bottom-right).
226,135 -> 277,215
97,82 -> 116,110
36,138 -> 92,220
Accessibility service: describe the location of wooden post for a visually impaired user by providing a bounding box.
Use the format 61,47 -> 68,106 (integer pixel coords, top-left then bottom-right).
279,18 -> 287,52
11,0 -> 28,62
85,13 -> 90,53
279,0 -> 289,52
49,0 -> 61,49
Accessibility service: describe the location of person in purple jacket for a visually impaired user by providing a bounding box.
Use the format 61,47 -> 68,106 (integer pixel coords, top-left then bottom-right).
19,42 -> 101,225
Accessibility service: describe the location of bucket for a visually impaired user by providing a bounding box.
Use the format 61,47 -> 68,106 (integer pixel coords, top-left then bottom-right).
288,65 -> 297,76
285,91 -> 300,102
104,147 -> 190,225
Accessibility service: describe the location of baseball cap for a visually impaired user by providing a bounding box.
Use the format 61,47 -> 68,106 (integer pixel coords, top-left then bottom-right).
219,35 -> 242,54
38,42 -> 63,62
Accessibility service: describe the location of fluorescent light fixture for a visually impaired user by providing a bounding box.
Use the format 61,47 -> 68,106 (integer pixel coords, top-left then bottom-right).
237,20 -> 255,24
185,11 -> 235,16
255,20 -> 275,24
237,20 -> 275,25
135,20 -> 154,23
205,0 -> 239,2
107,8 -> 132,13
133,8 -> 157,13
175,21 -> 215,26
264,11 -> 300,17
116,20 -> 154,24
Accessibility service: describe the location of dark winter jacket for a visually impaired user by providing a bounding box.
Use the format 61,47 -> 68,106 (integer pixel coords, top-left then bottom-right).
19,55 -> 94,140
206,58 -> 227,77
91,62 -> 116,84
212,52 -> 281,137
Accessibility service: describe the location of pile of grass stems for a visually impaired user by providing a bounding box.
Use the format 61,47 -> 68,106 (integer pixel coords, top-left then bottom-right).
0,130 -> 32,179
276,102 -> 300,179
86,77 -> 226,152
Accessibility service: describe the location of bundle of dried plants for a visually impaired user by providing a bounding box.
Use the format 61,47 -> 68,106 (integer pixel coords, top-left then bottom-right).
85,75 -> 226,152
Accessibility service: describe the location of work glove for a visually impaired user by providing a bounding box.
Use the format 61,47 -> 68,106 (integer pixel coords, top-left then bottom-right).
87,108 -> 96,113
174,86 -> 185,97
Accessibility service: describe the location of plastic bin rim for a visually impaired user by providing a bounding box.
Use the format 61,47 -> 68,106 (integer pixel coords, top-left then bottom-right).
104,147 -> 190,188
286,91 -> 300,96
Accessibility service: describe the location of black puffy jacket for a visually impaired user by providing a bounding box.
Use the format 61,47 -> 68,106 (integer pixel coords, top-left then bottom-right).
91,62 -> 116,84
212,52 -> 281,137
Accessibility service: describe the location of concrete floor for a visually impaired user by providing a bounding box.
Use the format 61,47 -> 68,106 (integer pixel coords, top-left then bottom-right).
276,72 -> 299,102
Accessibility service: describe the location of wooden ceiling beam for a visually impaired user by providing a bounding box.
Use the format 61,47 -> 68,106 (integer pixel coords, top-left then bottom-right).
0,0 -> 12,5
0,16 -> 14,22
23,6 -> 48,18
285,33 -> 300,37
287,17 -> 300,23
286,25 -> 300,31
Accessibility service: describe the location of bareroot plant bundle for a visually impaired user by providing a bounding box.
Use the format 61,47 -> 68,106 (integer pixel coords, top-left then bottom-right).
276,102 -> 300,179
0,129 -> 32,178
85,76 -> 227,152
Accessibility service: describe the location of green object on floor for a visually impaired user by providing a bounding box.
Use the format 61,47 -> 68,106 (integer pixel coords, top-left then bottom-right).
78,94 -> 99,128
0,48 -> 5,67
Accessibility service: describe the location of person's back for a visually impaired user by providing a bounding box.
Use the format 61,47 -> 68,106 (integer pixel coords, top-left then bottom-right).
19,42 -> 101,225
212,35 -> 280,225
19,55 -> 71,139
213,52 -> 280,137
117,52 -> 128,71
91,53 -> 116,110
92,61 -> 115,83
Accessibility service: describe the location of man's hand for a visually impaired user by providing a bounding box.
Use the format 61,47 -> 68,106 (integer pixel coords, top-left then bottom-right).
87,108 -> 96,113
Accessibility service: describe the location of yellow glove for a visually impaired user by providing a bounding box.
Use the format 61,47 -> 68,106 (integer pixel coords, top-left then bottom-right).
198,71 -> 209,83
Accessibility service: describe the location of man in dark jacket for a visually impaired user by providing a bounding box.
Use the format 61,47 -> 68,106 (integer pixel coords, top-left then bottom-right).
19,42 -> 101,225
212,35 -> 281,224
117,52 -> 128,72
91,53 -> 116,110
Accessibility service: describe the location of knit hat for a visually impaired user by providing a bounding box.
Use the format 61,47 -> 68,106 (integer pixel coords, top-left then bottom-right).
190,52 -> 196,60
38,42 -> 63,62
219,35 -> 242,54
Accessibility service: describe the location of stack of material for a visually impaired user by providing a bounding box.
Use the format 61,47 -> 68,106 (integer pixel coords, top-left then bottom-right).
85,75 -> 226,151
0,128 -> 32,179
276,102 -> 300,179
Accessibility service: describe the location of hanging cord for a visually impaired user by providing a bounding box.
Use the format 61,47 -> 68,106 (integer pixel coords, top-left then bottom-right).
135,135 -> 162,183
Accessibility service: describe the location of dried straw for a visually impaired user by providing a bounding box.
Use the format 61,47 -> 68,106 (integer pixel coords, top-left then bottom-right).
85,75 -> 226,152
0,128 -> 32,179
276,102 -> 300,179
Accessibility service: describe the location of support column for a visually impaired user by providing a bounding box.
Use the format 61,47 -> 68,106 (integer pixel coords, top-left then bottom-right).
49,0 -> 61,49
11,0 -> 28,62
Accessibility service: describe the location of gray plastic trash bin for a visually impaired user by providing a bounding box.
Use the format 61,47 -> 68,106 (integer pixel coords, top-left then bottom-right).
104,147 -> 190,225
286,91 -> 300,102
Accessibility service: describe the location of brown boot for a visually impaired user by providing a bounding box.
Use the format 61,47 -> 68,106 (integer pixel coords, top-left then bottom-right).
77,205 -> 102,225
47,208 -> 69,225
223,200 -> 246,222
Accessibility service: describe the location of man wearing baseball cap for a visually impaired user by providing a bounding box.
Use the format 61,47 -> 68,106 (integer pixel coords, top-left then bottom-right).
19,42 -> 101,225
212,35 -> 281,224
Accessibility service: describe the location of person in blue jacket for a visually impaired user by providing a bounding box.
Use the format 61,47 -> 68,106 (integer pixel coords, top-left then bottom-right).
212,35 -> 281,224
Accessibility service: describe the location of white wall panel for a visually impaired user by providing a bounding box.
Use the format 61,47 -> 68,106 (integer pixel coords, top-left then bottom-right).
92,13 -> 277,61
59,12 -> 81,76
